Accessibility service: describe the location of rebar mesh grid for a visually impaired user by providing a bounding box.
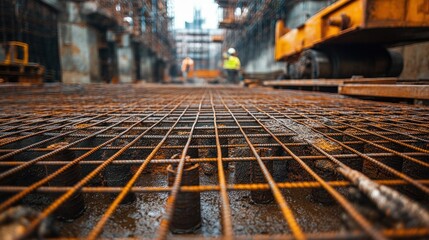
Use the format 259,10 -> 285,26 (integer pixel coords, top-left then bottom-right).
0,84 -> 428,240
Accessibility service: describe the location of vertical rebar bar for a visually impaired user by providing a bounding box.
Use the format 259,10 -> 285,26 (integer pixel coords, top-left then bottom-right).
251,148 -> 274,204
45,142 -> 85,221
167,162 -> 201,233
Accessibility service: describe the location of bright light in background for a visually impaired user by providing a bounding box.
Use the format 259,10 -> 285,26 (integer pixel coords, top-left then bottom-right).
172,0 -> 219,29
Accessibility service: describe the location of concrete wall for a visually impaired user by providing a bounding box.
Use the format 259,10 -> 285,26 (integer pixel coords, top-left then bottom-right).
240,27 -> 284,74
396,42 -> 429,79
243,40 -> 285,74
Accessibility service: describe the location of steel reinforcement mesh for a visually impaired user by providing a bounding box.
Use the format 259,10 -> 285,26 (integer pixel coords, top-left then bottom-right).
0,84 -> 428,239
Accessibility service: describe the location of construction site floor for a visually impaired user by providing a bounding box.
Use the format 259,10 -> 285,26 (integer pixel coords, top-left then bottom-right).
0,84 -> 428,239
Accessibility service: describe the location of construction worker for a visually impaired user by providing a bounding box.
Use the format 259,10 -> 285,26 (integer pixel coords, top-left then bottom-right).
181,57 -> 194,82
223,48 -> 241,84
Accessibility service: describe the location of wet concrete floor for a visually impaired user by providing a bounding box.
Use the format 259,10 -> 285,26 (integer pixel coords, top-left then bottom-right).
45,165 -> 345,238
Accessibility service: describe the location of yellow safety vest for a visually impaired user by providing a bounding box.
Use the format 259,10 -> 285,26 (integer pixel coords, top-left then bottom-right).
223,56 -> 241,70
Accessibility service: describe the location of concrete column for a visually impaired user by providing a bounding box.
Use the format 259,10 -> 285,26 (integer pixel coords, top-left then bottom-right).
58,2 -> 101,84
139,47 -> 155,82
116,34 -> 135,83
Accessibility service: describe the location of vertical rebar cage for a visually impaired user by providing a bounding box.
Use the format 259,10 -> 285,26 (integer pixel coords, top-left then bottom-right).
0,84 -> 428,239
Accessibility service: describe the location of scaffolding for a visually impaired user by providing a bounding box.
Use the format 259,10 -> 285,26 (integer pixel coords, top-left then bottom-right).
94,0 -> 175,62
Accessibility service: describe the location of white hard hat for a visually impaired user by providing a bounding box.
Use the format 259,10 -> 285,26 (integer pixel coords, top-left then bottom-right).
227,48 -> 236,55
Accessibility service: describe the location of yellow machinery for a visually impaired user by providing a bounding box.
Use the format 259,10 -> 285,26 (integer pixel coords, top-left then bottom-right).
275,0 -> 429,79
0,41 -> 45,84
